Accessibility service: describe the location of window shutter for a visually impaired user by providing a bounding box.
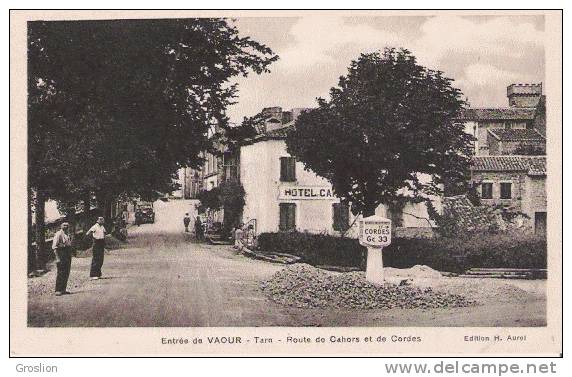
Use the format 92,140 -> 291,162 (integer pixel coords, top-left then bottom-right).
288,204 -> 296,230
481,183 -> 493,199
288,158 -> 296,181
500,183 -> 512,199
279,203 -> 296,231
279,203 -> 286,231
340,204 -> 349,231
280,157 -> 296,181
333,204 -> 340,231
333,203 -> 350,231
280,157 -> 287,181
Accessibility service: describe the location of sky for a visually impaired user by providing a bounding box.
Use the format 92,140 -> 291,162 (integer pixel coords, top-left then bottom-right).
226,15 -> 545,123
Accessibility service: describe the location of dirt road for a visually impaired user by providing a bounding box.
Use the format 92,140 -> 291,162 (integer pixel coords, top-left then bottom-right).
28,199 -> 546,327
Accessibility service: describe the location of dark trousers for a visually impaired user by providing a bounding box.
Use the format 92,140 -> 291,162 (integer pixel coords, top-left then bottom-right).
90,239 -> 105,277
55,247 -> 72,293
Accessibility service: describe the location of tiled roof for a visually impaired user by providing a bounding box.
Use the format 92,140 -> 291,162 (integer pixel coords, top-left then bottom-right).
471,156 -> 546,175
487,128 -> 546,142
242,123 -> 294,145
265,123 -> 294,138
457,107 -> 536,121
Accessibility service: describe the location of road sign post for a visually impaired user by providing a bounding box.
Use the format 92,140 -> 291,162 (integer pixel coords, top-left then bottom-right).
358,215 -> 392,285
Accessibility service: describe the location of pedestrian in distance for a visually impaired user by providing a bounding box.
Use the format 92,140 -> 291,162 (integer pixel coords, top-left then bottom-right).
194,216 -> 203,241
52,222 -> 73,296
183,213 -> 191,232
121,206 -> 129,226
86,216 -> 107,280
233,223 -> 244,250
134,208 -> 142,226
245,224 -> 257,249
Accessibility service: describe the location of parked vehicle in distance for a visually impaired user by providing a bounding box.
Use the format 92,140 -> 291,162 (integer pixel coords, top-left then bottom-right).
136,202 -> 155,224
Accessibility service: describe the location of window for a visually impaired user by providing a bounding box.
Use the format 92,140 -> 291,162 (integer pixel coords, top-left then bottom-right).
280,157 -> 296,182
279,203 -> 296,231
222,153 -> 239,182
500,182 -> 512,199
534,212 -> 547,235
332,203 -> 350,231
481,183 -> 493,199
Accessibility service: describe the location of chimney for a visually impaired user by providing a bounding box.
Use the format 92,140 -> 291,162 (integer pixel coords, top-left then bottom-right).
262,107 -> 283,132
262,106 -> 282,120
281,111 -> 293,124
507,83 -> 542,108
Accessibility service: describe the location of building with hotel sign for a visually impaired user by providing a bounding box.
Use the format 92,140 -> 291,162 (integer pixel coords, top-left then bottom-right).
238,107 -> 440,237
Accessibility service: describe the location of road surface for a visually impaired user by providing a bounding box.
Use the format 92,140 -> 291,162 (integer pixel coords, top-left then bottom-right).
27,199 -> 546,327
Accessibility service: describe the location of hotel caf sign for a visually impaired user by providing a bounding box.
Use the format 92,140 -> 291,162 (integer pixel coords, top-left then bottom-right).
278,186 -> 336,200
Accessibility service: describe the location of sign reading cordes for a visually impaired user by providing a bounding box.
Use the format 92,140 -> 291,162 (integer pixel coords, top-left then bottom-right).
359,215 -> 392,248
278,186 -> 336,200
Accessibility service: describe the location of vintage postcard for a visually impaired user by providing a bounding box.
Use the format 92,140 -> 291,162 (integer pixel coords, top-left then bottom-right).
10,10 -> 562,356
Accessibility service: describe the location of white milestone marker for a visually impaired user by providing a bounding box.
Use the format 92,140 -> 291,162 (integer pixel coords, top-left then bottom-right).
358,215 -> 392,285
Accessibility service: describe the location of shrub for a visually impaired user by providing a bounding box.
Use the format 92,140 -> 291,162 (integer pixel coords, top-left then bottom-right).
197,181 -> 246,237
257,232 -> 366,268
257,231 -> 547,273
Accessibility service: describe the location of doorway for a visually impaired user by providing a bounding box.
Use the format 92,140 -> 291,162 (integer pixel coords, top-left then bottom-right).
534,212 -> 547,235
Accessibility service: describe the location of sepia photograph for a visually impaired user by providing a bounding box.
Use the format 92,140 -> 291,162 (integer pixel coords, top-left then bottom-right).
9,9 -> 562,356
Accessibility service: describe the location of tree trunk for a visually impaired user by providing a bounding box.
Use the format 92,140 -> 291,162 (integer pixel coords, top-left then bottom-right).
96,192 -> 114,229
82,192 -> 91,232
33,189 -> 47,272
362,206 -> 376,217
104,197 -> 113,225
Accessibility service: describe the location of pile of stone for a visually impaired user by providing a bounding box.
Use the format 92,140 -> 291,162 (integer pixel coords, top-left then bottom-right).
260,264 -> 476,310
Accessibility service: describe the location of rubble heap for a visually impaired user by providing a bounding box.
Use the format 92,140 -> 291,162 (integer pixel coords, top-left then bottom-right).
260,264 -> 476,310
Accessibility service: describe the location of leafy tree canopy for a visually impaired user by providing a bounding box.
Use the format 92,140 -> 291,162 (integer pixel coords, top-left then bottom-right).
28,18 -> 278,203
286,48 -> 473,216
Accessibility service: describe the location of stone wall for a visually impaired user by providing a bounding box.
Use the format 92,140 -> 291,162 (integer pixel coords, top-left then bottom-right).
501,140 -> 546,155
471,170 -> 546,231
471,171 -> 526,211
508,95 -> 542,108
522,175 -> 547,219
488,138 -> 546,155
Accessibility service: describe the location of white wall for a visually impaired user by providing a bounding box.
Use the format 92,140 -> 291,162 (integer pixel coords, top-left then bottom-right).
240,139 -> 440,237
241,140 -> 342,234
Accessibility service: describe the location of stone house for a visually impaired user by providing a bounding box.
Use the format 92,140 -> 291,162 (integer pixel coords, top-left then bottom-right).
487,128 -> 546,155
470,155 -> 546,234
458,83 -> 546,156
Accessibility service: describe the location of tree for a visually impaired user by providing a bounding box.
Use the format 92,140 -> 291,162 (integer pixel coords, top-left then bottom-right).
28,18 -> 278,269
196,181 -> 245,238
286,48 -> 473,217
218,181 -> 246,236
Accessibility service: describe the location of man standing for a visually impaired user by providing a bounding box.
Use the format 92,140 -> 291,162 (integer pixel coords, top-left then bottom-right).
194,216 -> 203,241
52,222 -> 73,296
134,208 -> 142,226
233,223 -> 244,249
121,206 -> 129,227
183,213 -> 191,232
86,216 -> 106,280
